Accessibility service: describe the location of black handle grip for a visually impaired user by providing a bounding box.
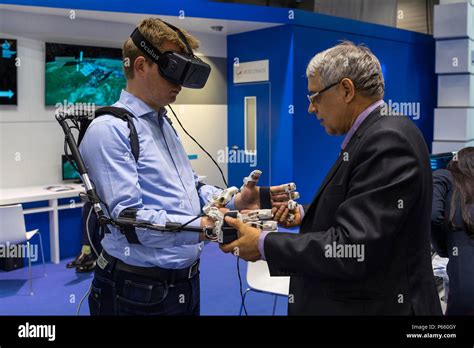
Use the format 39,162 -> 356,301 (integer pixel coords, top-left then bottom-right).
221,211 -> 239,244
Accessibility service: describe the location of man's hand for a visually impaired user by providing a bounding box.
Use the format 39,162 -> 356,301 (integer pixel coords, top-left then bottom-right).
219,216 -> 262,262
234,171 -> 261,210
235,171 -> 297,211
273,205 -> 302,228
199,215 -> 215,241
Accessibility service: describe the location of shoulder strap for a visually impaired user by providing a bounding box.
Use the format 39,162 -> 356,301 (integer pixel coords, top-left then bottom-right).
78,106 -> 140,163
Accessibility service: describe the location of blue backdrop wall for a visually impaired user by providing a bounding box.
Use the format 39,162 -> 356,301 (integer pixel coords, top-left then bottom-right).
228,16 -> 436,204
227,25 -> 294,188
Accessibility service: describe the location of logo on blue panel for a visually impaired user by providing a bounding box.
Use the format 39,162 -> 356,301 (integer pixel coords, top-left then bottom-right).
1,40 -> 16,59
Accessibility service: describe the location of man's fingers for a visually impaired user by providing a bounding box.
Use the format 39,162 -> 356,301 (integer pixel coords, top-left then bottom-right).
279,208 -> 289,223
244,170 -> 261,189
273,205 -> 291,224
270,183 -> 296,195
273,205 -> 285,221
271,193 -> 291,202
219,240 -> 239,253
269,184 -> 288,195
271,201 -> 288,208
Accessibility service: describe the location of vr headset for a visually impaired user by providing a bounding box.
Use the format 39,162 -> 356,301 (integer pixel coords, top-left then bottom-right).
130,20 -> 211,89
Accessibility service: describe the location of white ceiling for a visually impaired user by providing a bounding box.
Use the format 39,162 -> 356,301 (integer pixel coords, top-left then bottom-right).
0,4 -> 281,35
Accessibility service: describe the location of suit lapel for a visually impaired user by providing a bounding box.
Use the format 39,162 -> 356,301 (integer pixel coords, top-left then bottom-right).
300,107 -> 384,228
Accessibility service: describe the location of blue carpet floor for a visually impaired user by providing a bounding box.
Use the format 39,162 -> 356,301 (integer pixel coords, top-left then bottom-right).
0,242 -> 288,316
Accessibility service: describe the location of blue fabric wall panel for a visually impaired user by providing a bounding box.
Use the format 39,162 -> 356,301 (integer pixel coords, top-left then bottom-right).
58,208 -> 82,260
292,26 -> 436,204
227,25 -> 294,187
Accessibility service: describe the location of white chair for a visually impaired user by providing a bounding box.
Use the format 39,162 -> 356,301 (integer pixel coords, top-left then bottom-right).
0,204 -> 46,295
240,259 -> 290,315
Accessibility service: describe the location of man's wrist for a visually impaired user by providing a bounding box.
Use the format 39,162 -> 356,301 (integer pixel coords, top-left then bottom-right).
233,192 -> 241,210
226,194 -> 238,210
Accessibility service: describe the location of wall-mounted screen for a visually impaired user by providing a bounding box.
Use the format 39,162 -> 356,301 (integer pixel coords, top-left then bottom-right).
62,155 -> 80,181
430,152 -> 455,171
45,42 -> 126,106
0,38 -> 18,105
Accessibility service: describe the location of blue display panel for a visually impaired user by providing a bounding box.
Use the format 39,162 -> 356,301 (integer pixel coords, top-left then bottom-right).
0,38 -> 17,105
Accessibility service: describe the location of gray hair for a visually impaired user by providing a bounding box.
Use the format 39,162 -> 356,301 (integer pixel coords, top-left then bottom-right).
306,41 -> 384,99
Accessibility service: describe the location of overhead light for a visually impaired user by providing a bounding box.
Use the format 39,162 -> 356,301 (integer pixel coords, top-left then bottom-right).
211,25 -> 224,32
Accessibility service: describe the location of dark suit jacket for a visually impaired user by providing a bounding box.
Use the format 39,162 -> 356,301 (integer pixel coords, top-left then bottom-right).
264,107 -> 442,315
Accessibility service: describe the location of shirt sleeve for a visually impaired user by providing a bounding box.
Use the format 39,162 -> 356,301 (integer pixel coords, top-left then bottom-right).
258,231 -> 270,260
193,172 -> 237,210
80,117 -> 200,248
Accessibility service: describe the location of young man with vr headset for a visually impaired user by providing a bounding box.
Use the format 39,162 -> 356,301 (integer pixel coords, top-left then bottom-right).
79,18 -> 289,316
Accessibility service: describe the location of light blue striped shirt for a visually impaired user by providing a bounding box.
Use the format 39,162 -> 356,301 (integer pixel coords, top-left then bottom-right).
80,90 -> 231,268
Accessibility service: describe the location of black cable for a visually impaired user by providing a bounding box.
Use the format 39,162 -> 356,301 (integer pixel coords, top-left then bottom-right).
167,214 -> 203,231
167,105 -> 229,188
237,256 -> 248,316
167,105 -> 249,313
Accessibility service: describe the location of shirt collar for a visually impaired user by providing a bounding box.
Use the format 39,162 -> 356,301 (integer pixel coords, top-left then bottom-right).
341,99 -> 384,150
117,89 -> 167,118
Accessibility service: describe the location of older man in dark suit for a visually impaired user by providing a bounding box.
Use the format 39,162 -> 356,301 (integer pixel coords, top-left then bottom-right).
221,41 -> 442,316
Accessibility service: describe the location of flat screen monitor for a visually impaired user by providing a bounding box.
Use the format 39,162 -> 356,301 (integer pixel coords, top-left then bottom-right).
45,42 -> 125,106
62,155 -> 81,181
429,152 -> 455,171
0,38 -> 18,105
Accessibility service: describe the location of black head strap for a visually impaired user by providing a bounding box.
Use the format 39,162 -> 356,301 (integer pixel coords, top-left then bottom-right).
130,20 -> 194,61
130,28 -> 162,64
159,20 -> 194,56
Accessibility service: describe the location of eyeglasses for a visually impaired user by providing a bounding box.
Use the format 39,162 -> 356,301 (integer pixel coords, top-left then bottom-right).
307,81 -> 340,105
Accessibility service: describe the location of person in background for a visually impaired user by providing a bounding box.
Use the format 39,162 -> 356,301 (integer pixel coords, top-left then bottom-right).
431,147 -> 474,315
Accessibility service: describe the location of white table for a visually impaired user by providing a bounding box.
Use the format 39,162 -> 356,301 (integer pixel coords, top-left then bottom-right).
0,184 -> 85,264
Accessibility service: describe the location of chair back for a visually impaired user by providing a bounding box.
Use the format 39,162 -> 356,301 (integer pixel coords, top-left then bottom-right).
246,260 -> 290,296
0,204 -> 27,245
